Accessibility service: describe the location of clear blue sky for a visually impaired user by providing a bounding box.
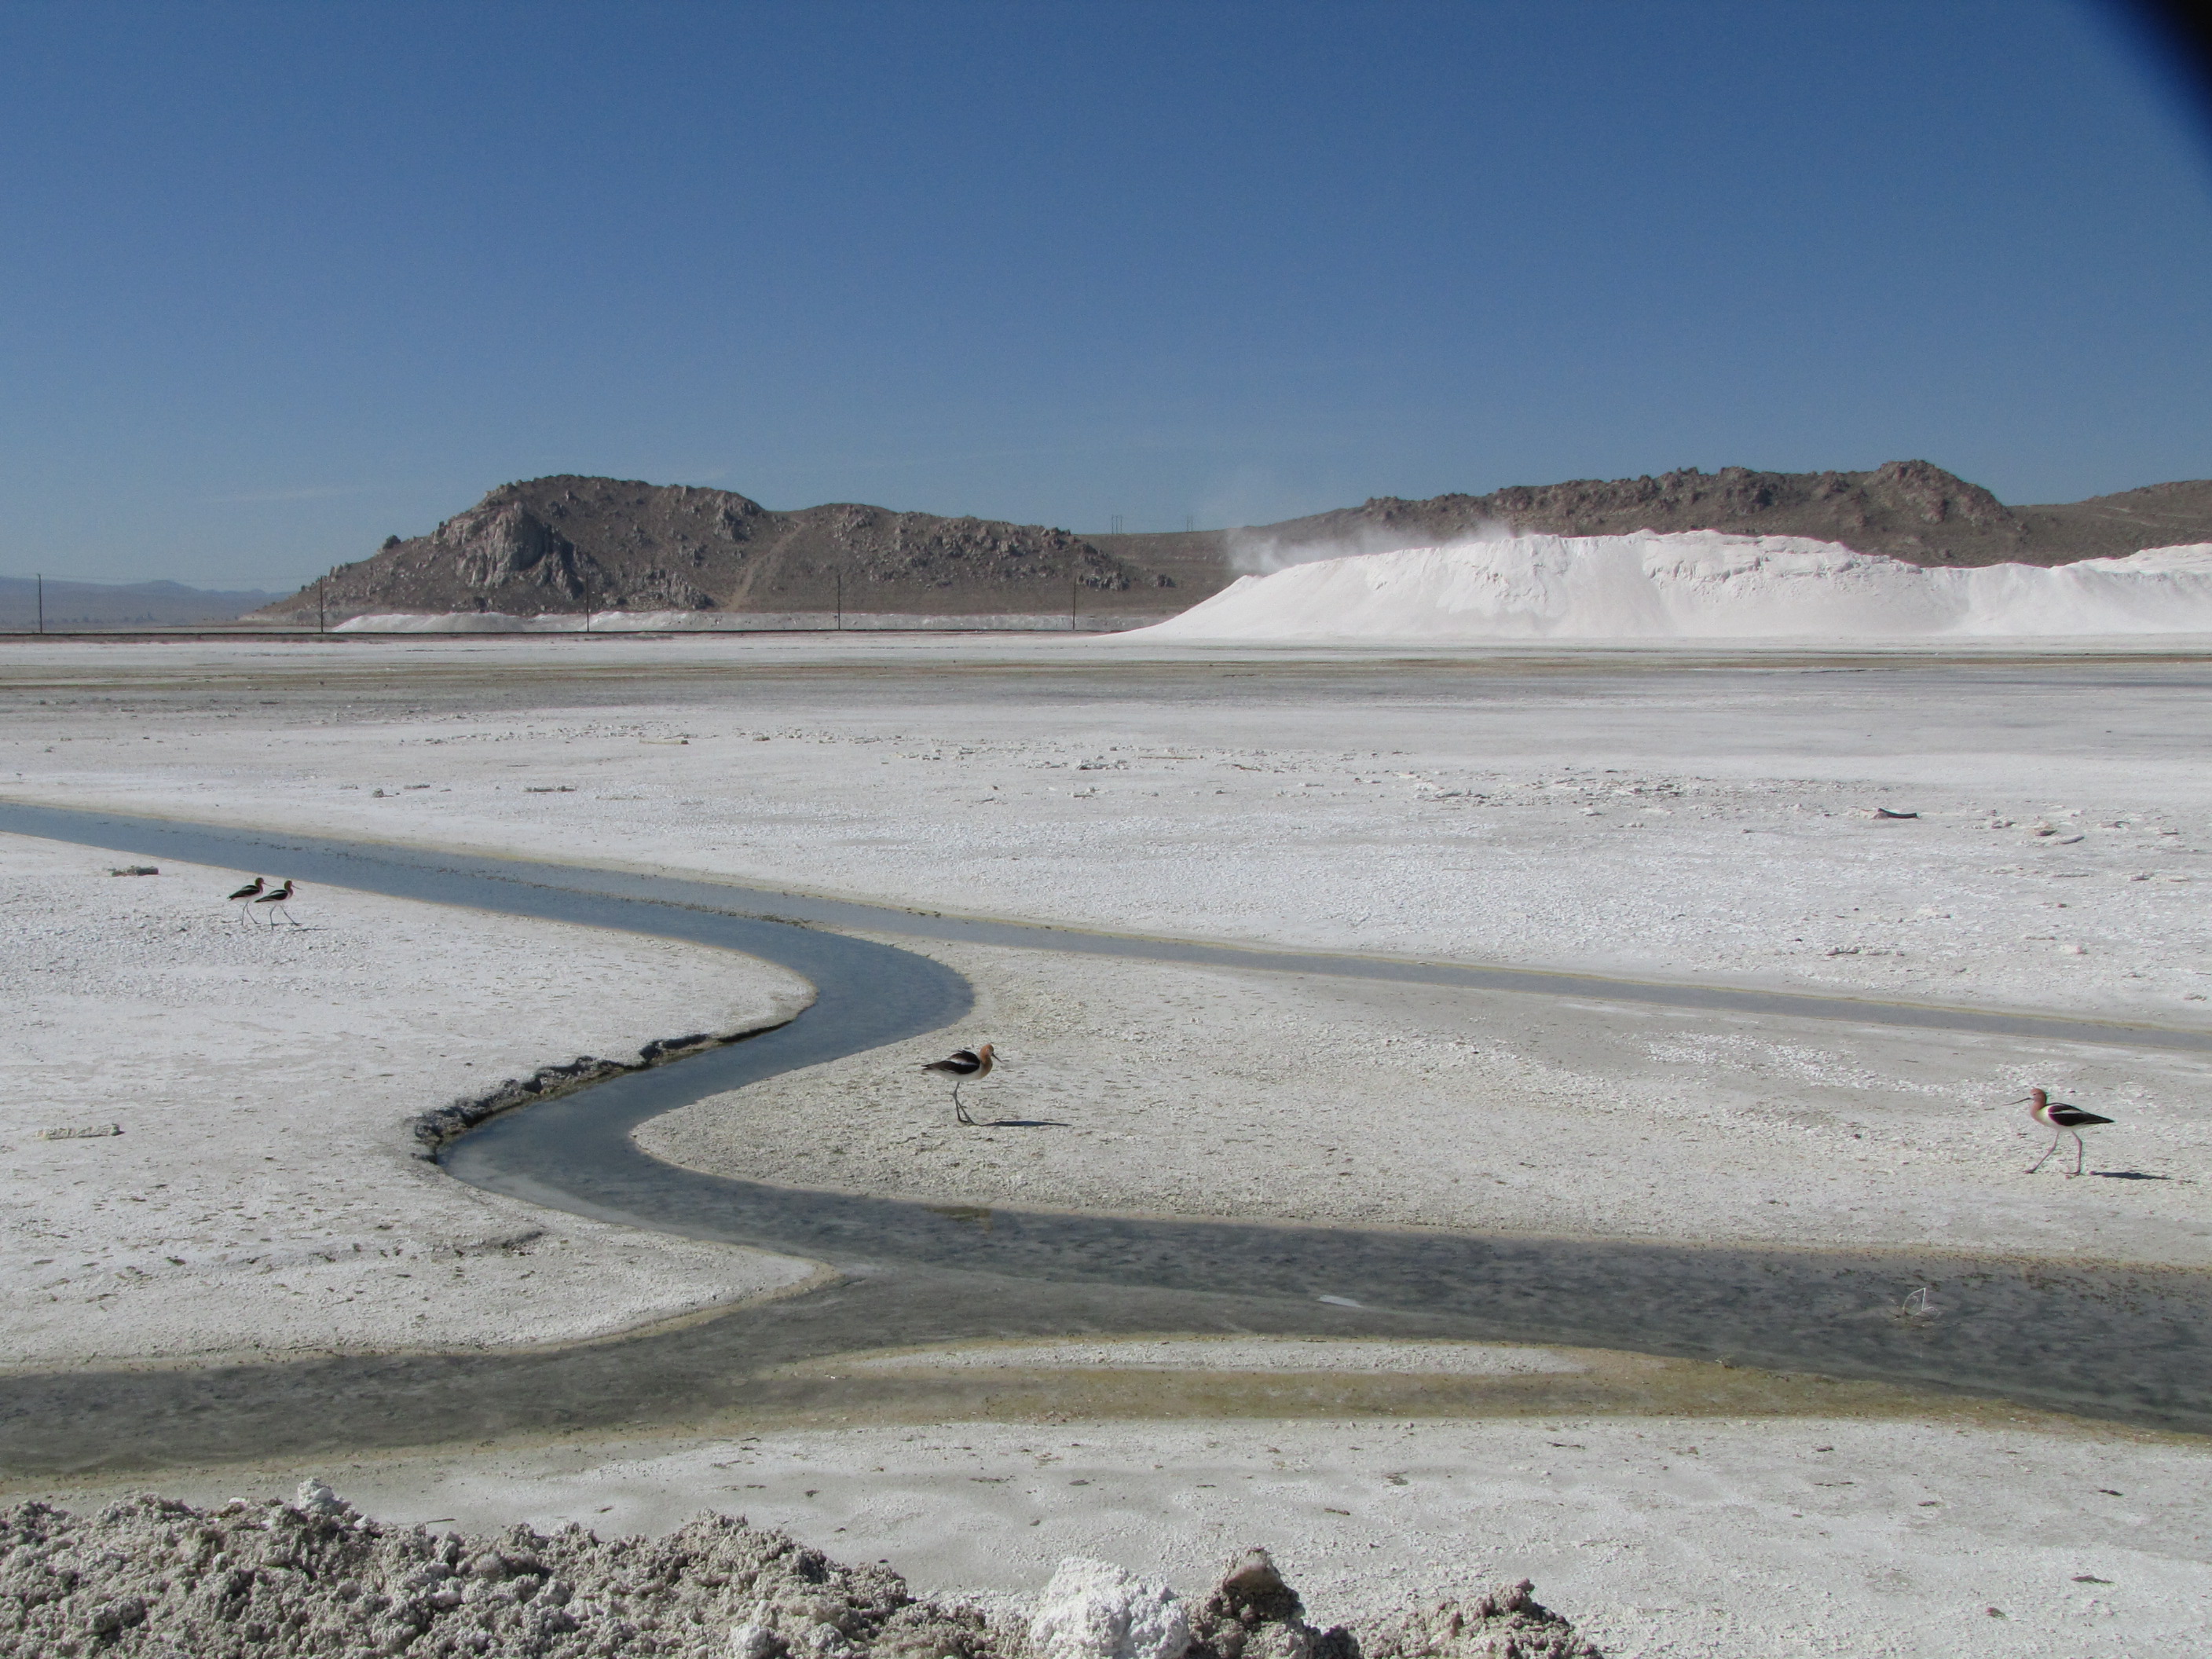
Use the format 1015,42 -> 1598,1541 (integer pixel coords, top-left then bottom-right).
2,1 -> 2207,586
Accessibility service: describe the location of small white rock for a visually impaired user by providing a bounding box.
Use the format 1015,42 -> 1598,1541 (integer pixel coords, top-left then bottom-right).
295,1478 -> 346,1515
1029,1558 -> 1191,1659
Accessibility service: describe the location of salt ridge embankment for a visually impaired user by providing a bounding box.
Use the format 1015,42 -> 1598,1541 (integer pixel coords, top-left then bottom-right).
1129,533 -> 2212,642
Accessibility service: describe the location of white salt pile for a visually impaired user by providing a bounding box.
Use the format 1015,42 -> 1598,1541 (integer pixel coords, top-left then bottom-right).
1130,533 -> 2212,642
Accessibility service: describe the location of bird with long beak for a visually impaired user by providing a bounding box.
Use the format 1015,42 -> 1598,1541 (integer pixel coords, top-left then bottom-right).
2010,1087 -> 2113,1177
253,879 -> 301,928
921,1043 -> 998,1125
226,875 -> 266,920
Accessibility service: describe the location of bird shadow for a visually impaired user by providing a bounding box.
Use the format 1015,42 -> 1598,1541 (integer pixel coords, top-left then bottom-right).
971,1117 -> 1069,1130
2087,1170 -> 2170,1181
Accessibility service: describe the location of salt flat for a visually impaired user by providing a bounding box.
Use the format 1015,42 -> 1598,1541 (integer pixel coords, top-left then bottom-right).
643,935 -> 2212,1266
11,635 -> 2209,1263
0,831 -> 815,1368
3,633 -> 2208,1655
6,635 -> 2210,1021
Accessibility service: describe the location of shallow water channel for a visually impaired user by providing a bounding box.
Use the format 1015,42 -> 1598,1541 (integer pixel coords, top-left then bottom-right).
3,800 -> 2210,1473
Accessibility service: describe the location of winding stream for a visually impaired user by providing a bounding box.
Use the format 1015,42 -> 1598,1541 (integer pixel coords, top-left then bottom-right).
3,800 -> 2210,1472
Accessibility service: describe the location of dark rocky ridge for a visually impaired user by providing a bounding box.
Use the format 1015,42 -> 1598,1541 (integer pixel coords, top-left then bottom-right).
263,478 -> 1166,624
259,463 -> 2212,622
1188,461 -> 2212,572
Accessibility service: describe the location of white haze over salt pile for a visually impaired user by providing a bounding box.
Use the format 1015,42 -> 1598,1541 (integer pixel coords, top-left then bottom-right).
1136,532 -> 2212,642
1224,516 -> 1518,575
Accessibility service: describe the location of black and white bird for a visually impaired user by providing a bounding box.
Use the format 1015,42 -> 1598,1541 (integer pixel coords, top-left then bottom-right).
921,1043 -> 998,1125
226,876 -> 266,920
2012,1087 -> 2113,1177
252,879 -> 300,927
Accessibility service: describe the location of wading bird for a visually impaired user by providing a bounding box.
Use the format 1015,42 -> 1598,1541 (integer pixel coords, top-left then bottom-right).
226,875 -> 266,920
921,1043 -> 998,1124
2012,1088 -> 2113,1177
253,879 -> 300,928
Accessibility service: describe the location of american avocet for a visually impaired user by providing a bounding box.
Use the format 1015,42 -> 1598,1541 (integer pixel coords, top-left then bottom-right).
253,879 -> 300,928
226,876 -> 266,920
2011,1088 -> 2112,1177
921,1043 -> 998,1125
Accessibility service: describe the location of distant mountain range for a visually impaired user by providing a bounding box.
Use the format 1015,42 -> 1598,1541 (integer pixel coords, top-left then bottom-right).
0,576 -> 284,628
211,459 -> 2207,623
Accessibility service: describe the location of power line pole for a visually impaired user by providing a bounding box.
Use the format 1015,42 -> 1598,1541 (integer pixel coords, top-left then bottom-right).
36,573 -> 44,635
1070,576 -> 1078,632
317,575 -> 326,635
836,569 -> 842,631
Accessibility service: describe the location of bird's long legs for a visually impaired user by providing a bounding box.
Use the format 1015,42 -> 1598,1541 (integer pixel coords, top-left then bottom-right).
2070,1129 -> 2087,1177
952,1079 -> 974,1126
2027,1128 -> 2062,1175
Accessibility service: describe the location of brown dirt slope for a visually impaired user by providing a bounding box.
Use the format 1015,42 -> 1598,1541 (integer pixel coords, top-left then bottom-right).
262,463 -> 2212,621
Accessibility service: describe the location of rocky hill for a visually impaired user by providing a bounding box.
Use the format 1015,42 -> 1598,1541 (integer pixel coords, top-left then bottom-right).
261,477 -> 1171,624
258,463 -> 2212,621
1096,460 -> 2212,577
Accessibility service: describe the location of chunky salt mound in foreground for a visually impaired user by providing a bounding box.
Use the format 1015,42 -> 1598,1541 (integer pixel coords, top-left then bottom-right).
1133,533 -> 2212,642
0,1492 -> 1598,1659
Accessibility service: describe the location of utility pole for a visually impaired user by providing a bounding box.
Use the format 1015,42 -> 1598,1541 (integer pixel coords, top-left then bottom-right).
317,575 -> 326,635
36,573 -> 43,635
1070,576 -> 1078,633
836,569 -> 842,632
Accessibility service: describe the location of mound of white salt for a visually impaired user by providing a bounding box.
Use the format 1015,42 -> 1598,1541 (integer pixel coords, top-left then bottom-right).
1130,533 -> 2212,642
